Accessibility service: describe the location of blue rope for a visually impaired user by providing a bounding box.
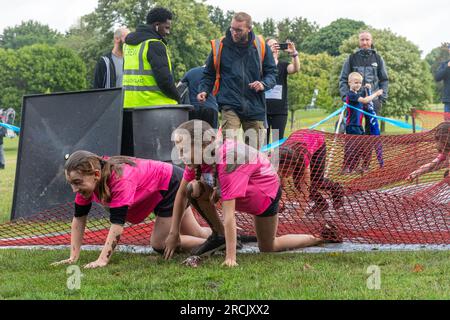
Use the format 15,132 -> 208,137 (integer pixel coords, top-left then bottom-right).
0,122 -> 20,133
344,103 -> 423,131
260,138 -> 288,152
261,104 -> 422,152
308,106 -> 346,130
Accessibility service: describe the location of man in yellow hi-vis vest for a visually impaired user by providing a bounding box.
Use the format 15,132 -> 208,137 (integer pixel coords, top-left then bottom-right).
123,7 -> 180,108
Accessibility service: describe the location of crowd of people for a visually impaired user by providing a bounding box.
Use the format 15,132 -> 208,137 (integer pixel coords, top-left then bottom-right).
50,7 -> 449,268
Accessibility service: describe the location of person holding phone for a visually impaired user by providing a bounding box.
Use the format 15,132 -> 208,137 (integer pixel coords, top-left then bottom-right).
265,39 -> 300,143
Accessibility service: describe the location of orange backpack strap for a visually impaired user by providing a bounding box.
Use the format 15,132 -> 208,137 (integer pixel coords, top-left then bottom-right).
253,35 -> 266,76
211,36 -> 225,96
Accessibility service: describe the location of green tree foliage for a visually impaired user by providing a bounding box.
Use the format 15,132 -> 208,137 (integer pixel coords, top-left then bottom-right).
0,45 -> 86,119
330,28 -> 434,117
301,18 -> 367,56
0,20 -> 63,49
276,17 -> 318,48
287,52 -> 334,112
65,0 -> 220,81
58,17 -> 111,87
207,5 -> 235,34
83,0 -> 153,35
425,45 -> 450,103
156,0 -> 221,78
260,18 -> 277,38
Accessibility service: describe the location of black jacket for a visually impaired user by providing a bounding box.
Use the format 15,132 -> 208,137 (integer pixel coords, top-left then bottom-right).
435,60 -> 450,103
199,30 -> 277,121
339,49 -> 389,102
124,25 -> 180,102
93,52 -> 117,89
0,126 -> 6,145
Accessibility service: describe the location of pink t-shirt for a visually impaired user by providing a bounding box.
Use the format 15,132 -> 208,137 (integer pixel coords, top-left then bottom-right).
183,140 -> 280,215
75,158 -> 173,224
285,130 -> 325,167
436,152 -> 448,163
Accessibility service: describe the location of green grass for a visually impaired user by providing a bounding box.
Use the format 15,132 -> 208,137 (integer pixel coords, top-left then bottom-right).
0,249 -> 448,299
0,108 -> 449,300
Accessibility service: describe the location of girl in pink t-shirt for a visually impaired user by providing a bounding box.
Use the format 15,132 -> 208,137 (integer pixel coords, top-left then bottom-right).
407,122 -> 450,182
279,129 -> 343,216
164,120 -> 325,267
51,150 -> 211,269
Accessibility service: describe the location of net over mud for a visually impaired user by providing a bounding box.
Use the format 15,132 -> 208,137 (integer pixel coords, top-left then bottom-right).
1,127 -> 449,247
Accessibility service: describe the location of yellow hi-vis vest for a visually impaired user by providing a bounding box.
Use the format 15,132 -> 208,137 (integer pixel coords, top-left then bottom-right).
122,39 -> 178,108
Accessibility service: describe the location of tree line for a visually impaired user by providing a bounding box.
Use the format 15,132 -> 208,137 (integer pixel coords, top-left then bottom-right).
0,0 -> 447,122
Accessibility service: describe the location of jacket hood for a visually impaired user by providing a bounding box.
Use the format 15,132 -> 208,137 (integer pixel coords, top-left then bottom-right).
125,24 -> 166,45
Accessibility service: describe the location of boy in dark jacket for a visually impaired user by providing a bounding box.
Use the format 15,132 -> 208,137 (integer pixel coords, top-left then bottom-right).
342,72 -> 383,174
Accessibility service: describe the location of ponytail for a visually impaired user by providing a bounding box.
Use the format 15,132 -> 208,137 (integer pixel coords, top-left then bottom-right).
65,151 -> 136,203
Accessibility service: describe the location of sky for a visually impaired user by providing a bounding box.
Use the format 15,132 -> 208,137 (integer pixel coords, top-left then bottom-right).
0,0 -> 448,55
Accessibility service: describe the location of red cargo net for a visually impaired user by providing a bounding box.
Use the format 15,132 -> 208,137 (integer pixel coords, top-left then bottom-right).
1,127 -> 449,247
413,109 -> 450,131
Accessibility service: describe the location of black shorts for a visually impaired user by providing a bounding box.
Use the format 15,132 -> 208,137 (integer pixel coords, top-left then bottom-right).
153,165 -> 183,217
257,186 -> 282,218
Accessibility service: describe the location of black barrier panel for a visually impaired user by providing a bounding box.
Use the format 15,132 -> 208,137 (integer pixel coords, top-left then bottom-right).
131,105 -> 193,162
11,89 -> 123,220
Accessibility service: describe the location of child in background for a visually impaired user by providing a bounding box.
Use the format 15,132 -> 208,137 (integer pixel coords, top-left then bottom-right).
52,150 -> 211,269
407,122 -> 450,182
164,120 -> 331,267
342,72 -> 383,173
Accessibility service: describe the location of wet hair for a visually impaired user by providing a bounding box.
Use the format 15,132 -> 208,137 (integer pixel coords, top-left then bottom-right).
175,120 -> 215,150
174,120 -> 246,191
278,143 -> 309,187
146,7 -> 173,25
65,150 -> 136,203
435,122 -> 450,152
175,120 -> 217,183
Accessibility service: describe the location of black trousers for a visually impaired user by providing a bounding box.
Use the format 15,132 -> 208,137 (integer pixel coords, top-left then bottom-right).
267,114 -> 288,144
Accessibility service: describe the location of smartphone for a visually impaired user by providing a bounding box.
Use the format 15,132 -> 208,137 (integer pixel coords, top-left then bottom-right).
278,43 -> 289,50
